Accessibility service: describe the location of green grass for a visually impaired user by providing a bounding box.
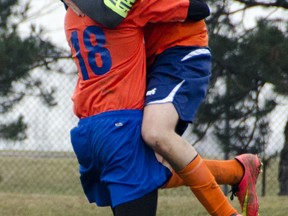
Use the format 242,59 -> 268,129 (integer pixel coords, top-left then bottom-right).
1,192 -> 288,216
0,152 -> 287,215
0,152 -> 281,196
0,153 -> 82,195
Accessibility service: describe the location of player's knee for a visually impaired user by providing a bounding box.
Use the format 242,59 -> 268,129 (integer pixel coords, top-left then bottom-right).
142,126 -> 158,147
142,126 -> 169,152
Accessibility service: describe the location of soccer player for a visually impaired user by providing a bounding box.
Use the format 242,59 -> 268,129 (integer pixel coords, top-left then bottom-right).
62,0 -> 261,216
61,0 -> 221,216
142,21 -> 262,216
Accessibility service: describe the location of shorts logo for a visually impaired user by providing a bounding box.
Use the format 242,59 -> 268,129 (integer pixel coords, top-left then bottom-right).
115,122 -> 124,127
146,88 -> 157,96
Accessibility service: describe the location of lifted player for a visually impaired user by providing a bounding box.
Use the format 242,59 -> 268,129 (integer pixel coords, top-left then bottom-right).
61,0 -> 226,216
61,0 -> 261,215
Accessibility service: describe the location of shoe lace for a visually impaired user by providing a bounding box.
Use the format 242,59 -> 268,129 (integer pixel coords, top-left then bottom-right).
229,185 -> 238,200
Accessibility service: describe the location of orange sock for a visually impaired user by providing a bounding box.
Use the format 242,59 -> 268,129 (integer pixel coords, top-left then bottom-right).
204,159 -> 244,185
177,155 -> 237,216
164,159 -> 244,188
163,170 -> 185,188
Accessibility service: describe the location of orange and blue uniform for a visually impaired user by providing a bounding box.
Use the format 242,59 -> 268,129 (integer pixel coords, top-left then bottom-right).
145,20 -> 209,66
144,21 -> 212,134
143,21 -> 242,216
65,0 -> 189,118
65,0 -> 191,208
63,1 -> 241,215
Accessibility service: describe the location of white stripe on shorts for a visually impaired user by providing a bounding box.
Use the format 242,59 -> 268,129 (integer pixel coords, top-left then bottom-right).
181,48 -> 211,61
147,80 -> 185,105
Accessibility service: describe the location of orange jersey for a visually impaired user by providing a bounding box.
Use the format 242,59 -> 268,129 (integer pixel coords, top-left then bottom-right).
144,20 -> 209,66
64,0 -> 189,118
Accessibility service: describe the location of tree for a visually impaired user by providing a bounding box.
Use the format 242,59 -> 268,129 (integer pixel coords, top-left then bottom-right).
191,0 -> 288,195
279,122 -> 288,195
0,0 -> 65,141
194,1 -> 288,154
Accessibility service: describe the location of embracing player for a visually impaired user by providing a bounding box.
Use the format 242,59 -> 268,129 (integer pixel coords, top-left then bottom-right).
61,0 -> 261,215
61,0 -> 229,215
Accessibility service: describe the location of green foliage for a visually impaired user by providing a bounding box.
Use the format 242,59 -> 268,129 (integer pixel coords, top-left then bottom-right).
0,0 -> 18,30
0,116 -> 27,141
193,3 -> 288,156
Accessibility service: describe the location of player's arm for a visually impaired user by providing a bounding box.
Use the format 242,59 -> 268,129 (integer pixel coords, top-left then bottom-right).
61,0 -> 210,28
136,0 -> 210,26
188,0 -> 210,21
61,0 -> 136,28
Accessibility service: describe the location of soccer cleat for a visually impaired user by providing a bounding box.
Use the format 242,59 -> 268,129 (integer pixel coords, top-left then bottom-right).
230,154 -> 262,216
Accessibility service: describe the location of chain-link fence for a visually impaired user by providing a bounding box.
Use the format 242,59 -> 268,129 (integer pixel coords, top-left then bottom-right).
0,60 -> 287,197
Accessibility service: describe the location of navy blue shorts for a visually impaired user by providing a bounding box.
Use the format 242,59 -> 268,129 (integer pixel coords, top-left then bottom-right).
70,110 -> 171,208
145,46 -> 211,134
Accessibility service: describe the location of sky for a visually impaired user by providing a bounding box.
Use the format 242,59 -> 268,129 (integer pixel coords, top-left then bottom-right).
19,0 -> 68,48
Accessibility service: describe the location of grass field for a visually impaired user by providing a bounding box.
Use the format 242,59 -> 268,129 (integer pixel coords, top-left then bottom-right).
1,152 -> 288,215
1,191 -> 288,216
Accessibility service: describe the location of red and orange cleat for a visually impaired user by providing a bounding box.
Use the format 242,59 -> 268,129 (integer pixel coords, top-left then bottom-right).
230,154 -> 262,216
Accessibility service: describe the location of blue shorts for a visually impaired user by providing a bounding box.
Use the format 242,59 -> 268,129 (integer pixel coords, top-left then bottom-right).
70,110 -> 171,208
145,46 -> 212,134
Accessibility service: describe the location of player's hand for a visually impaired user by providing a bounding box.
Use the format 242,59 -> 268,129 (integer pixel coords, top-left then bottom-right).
63,0 -> 84,17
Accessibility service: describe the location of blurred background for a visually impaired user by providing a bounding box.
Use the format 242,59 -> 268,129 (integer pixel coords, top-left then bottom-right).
0,0 -> 288,212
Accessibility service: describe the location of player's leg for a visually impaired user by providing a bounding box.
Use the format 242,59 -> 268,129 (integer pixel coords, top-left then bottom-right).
142,103 -> 198,170
142,103 -> 238,215
205,158 -> 244,185
112,190 -> 158,216
164,154 -> 261,216
143,46 -> 240,215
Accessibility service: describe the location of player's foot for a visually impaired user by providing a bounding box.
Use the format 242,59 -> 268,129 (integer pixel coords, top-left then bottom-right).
230,154 -> 262,216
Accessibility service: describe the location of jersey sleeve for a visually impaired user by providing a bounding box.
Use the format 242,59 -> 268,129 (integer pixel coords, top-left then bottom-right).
66,0 -> 190,28
127,0 -> 210,27
66,0 -> 209,28
126,0 -> 190,27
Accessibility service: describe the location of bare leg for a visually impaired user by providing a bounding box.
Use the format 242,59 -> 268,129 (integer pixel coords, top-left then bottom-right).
142,103 -> 238,216
142,103 -> 197,171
